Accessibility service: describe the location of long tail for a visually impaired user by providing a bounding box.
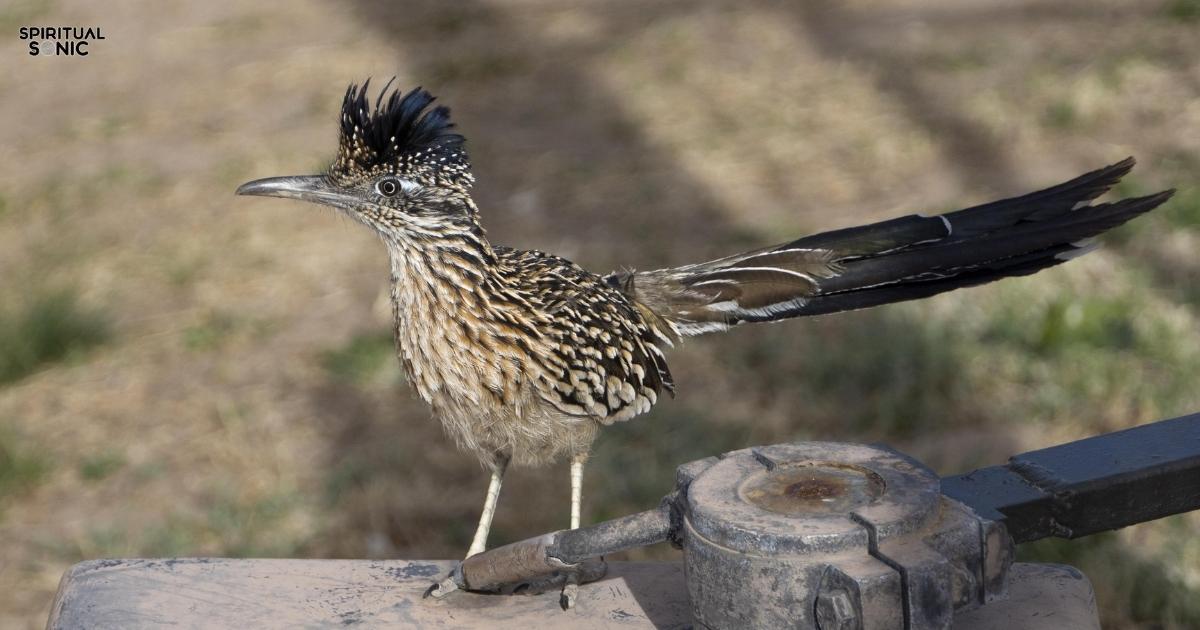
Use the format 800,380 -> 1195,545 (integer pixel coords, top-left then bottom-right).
613,158 -> 1173,337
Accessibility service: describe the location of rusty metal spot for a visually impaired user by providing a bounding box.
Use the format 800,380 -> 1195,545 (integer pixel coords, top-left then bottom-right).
740,463 -> 886,515
786,478 -> 841,501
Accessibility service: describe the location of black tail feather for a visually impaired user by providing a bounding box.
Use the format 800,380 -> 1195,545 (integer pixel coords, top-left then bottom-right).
816,191 -> 1173,296
794,244 -> 1078,316
782,158 -> 1138,256
626,158 -> 1174,336
940,157 -> 1136,238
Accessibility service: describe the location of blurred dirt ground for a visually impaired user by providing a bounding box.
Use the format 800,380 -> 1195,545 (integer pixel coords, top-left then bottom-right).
2,0 -> 1199,628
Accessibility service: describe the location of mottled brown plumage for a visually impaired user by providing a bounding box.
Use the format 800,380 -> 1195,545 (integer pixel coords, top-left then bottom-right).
236,81 -> 1173,601
385,238 -> 673,470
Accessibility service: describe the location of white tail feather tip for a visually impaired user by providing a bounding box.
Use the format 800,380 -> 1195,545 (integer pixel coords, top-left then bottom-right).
1056,240 -> 1101,261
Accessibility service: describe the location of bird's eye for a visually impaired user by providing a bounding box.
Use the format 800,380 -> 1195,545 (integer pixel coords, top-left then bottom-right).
378,178 -> 400,197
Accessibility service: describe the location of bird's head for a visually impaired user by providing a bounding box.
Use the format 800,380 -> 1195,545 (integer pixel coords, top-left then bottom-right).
237,80 -> 480,243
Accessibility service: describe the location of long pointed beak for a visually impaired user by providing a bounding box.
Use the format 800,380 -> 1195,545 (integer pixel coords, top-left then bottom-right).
235,175 -> 357,210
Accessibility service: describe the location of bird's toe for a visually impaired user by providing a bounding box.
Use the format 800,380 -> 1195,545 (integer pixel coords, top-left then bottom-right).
423,563 -> 465,600
559,575 -> 580,610
423,576 -> 460,599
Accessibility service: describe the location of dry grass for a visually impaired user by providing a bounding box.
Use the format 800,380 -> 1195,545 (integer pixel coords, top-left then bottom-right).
1,0 -> 1198,628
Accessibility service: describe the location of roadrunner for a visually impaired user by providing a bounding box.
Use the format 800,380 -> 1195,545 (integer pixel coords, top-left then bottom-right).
237,81 -> 1173,601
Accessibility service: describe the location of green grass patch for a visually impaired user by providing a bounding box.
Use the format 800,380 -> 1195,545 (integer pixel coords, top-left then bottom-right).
1113,175 -> 1149,200
77,490 -> 303,558
793,308 -> 967,437
1021,524 -> 1200,628
0,289 -> 110,385
323,457 -> 373,507
972,275 -> 1200,421
984,295 -> 1140,356
1043,101 -> 1078,129
589,402 -> 750,521
131,460 -> 167,483
1114,178 -> 1200,231
214,157 -> 255,190
0,0 -> 52,33
1165,0 -> 1200,21
0,429 -> 52,503
78,451 -> 127,482
82,517 -> 200,559
321,332 -> 397,384
205,491 -> 302,557
183,312 -> 237,351
24,165 -> 165,227
1102,177 -> 1153,246
167,260 -> 202,287
923,48 -> 991,73
139,520 -> 201,557
1161,186 -> 1200,229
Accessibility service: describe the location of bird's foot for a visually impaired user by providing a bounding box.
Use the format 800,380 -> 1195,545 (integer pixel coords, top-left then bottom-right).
558,557 -> 606,609
487,556 -> 604,608
421,557 -> 606,607
560,570 -> 581,610
422,562 -> 466,600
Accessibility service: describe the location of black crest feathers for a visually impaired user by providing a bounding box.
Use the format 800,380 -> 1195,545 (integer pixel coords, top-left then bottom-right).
332,79 -> 470,183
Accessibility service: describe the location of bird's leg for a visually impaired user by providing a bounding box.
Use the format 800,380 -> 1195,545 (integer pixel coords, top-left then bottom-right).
467,457 -> 508,557
560,454 -> 586,610
570,455 -> 584,530
425,454 -> 509,599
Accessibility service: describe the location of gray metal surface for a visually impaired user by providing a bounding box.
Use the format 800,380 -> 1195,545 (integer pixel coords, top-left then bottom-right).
942,412 -> 1200,543
677,443 -> 1010,630
457,442 -> 1013,629
46,560 -> 1097,629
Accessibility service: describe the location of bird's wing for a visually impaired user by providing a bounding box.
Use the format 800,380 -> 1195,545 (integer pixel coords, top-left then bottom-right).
501,248 -> 674,425
610,158 -> 1173,337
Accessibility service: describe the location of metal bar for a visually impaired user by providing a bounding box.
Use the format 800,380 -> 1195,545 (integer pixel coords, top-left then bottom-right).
941,412 -> 1200,543
458,506 -> 672,591
547,505 -> 673,563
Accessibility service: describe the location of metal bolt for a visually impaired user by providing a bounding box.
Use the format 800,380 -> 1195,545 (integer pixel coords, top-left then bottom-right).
815,591 -> 859,630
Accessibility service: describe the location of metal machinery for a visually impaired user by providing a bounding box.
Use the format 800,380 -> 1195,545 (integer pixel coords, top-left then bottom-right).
455,412 -> 1200,629
48,413 -> 1200,629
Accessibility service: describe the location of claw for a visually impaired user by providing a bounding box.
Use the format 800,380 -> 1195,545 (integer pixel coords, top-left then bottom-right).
424,576 -> 461,599
559,571 -> 581,610
559,583 -> 578,610
423,564 -> 465,600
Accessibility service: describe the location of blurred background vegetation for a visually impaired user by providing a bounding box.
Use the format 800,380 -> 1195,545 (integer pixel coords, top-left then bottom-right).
2,0 -> 1199,627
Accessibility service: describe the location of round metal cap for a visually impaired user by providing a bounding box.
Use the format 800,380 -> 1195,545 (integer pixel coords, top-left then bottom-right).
684,442 -> 940,554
